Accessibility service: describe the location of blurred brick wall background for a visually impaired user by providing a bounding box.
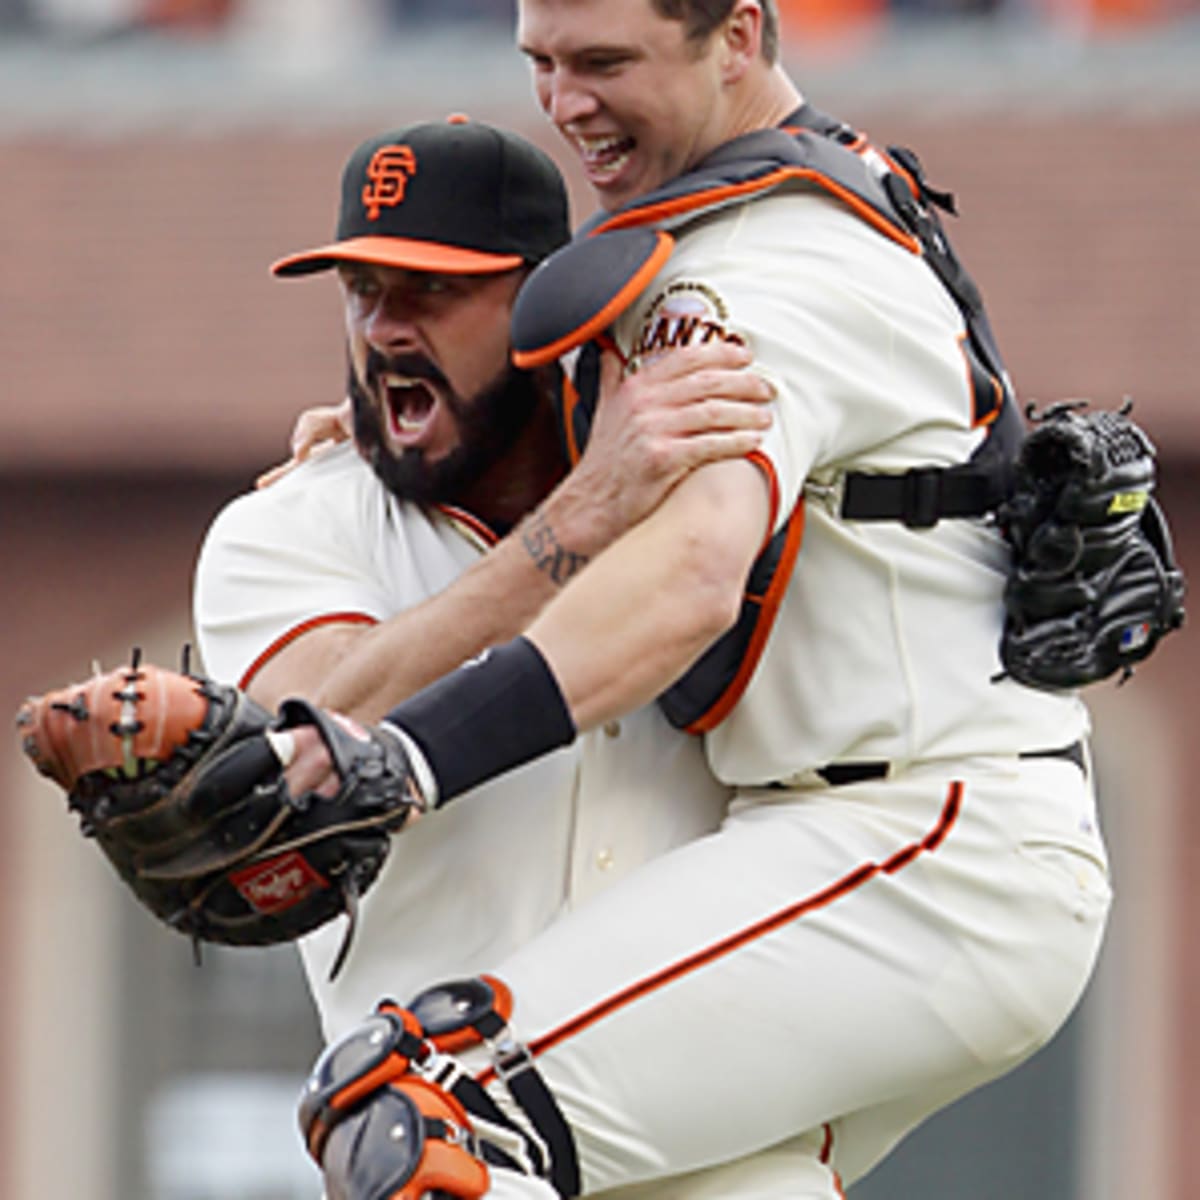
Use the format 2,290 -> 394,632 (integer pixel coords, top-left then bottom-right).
3,112 -> 1198,476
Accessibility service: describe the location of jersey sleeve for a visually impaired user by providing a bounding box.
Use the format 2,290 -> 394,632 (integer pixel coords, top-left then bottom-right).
193,448 -> 391,686
620,188 -> 979,532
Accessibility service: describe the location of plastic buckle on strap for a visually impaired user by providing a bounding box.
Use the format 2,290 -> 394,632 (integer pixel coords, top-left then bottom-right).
415,1044 -> 469,1094
491,1032 -> 537,1084
902,468 -> 943,529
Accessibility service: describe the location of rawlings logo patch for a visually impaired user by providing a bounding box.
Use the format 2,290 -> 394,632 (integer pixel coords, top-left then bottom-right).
231,852 -> 328,914
632,281 -> 745,370
362,145 -> 418,220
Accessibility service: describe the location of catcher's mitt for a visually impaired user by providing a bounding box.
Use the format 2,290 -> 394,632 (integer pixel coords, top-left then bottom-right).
15,652 -> 421,978
996,400 -> 1186,690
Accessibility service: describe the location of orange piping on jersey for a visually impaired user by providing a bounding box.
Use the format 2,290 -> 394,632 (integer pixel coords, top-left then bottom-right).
748,448 -> 781,553
687,498 -> 805,734
556,336 -> 627,470
511,230 -> 675,369
594,330 -> 629,369
820,1124 -> 847,1196
238,612 -> 378,689
435,503 -> 501,546
592,168 -> 921,258
474,780 -> 965,1086
956,332 -> 1004,430
560,373 -> 583,466
820,1124 -> 835,1163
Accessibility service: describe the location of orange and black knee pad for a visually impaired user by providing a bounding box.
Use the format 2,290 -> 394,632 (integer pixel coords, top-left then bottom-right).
299,1003 -> 489,1199
299,976 -> 580,1199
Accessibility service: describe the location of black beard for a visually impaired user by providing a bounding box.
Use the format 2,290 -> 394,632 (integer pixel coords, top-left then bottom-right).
349,347 -> 540,508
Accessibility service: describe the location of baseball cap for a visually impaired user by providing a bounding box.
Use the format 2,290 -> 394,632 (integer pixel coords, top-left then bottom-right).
271,116 -> 570,278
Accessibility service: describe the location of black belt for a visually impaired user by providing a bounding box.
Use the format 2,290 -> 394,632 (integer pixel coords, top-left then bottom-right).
1020,739 -> 1088,776
773,740 -> 1088,790
817,761 -> 889,787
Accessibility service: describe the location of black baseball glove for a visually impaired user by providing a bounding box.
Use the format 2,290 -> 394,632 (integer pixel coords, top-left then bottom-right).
15,653 -> 421,977
996,400 -> 1186,690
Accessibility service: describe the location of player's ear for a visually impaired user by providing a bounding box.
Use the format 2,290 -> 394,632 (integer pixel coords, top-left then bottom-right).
718,0 -> 763,85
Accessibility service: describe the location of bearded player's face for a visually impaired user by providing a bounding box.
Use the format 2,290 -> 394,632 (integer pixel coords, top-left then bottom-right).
338,263 -> 539,504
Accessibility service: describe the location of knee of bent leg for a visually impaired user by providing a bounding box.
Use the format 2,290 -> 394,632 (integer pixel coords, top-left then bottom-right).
320,1081 -> 489,1200
299,976 -> 580,1198
299,1001 -> 489,1199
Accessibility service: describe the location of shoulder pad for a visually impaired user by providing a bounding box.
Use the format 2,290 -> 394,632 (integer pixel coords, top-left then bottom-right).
510,129 -> 915,369
511,227 -> 674,369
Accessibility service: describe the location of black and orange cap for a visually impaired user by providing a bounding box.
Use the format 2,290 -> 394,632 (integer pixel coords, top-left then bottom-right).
271,116 -> 570,278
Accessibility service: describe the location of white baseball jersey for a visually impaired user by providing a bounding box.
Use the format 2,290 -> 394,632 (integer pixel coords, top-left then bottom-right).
193,443 -> 731,1042
446,181 -> 1111,1198
619,186 -> 1090,782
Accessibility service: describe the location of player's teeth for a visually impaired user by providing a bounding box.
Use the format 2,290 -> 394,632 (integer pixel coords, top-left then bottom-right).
596,153 -> 629,179
575,135 -> 633,180
579,135 -> 622,157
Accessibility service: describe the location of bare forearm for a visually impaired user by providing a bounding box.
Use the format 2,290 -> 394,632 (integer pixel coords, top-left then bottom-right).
527,458 -> 770,731
251,489 -> 607,721
311,528 -> 587,719
319,459 -> 771,809
282,462 -> 770,806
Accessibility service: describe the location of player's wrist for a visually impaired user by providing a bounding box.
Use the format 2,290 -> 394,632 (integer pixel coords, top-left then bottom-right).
382,636 -> 576,807
376,720 -> 438,811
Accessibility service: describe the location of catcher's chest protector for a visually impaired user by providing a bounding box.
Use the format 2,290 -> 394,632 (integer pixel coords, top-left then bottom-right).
512,108 -> 1024,732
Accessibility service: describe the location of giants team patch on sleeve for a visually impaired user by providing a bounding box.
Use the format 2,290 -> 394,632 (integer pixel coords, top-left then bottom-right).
631,280 -> 746,370
231,851 -> 329,914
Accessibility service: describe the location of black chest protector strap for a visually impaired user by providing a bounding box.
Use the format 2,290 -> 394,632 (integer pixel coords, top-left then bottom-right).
510,113 -> 1025,731
836,135 -> 1025,527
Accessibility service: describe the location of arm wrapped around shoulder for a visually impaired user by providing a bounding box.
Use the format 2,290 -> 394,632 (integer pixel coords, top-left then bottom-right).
15,655 -> 421,977
997,400 -> 1186,690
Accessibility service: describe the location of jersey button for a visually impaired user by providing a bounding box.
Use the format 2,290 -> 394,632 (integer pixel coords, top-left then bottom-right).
603,721 -> 621,738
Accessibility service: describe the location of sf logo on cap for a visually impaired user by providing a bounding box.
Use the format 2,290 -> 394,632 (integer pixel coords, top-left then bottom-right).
362,145 -> 418,220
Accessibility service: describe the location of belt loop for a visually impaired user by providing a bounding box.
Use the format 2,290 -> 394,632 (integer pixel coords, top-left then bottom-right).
1019,739 -> 1088,777
816,761 -> 890,787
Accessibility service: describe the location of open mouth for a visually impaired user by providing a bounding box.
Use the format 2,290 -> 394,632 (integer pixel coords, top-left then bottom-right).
574,132 -> 637,184
383,373 -> 439,445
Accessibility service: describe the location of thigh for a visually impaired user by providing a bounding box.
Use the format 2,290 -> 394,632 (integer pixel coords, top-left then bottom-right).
484,760 -> 1109,1195
591,1129 -> 843,1200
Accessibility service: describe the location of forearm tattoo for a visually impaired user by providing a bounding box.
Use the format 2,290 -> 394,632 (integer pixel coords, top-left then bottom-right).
522,509 -> 589,586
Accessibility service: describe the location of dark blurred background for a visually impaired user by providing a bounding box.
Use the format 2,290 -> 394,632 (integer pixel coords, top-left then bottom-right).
2,1 -> 1197,1197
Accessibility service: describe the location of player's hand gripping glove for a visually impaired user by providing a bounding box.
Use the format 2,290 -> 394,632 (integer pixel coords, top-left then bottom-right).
14,653 -> 423,977
996,400 -> 1186,689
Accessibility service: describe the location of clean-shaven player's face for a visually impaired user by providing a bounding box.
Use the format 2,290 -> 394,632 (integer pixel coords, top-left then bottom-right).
519,0 -> 734,211
338,262 -> 539,504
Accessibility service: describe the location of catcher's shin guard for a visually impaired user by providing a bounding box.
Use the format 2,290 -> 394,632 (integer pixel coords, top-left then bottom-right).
300,977 -> 579,1199
300,1004 -> 490,1199
408,976 -> 580,1197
